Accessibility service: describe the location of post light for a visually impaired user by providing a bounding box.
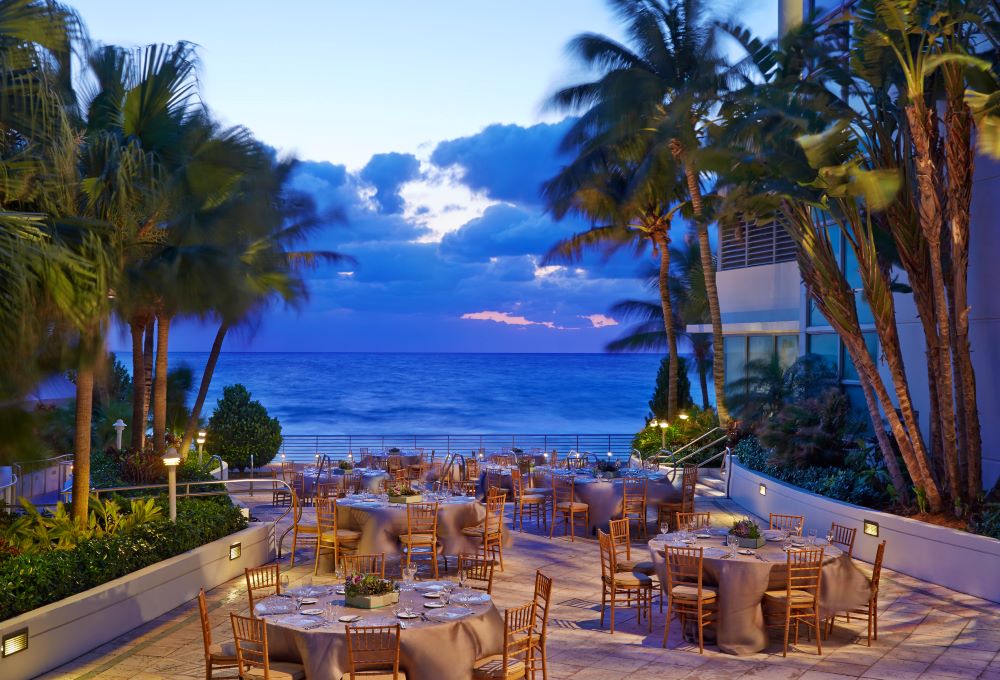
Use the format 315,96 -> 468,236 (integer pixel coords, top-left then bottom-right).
196,430 -> 207,465
759,483 -> 767,496
112,419 -> 126,450
863,519 -> 879,537
163,447 -> 181,522
649,418 -> 659,428
659,420 -> 669,448
679,413 -> 689,421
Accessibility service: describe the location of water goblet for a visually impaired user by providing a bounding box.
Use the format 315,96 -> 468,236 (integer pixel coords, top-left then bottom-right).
825,530 -> 834,546
280,574 -> 290,593
659,522 -> 669,538
325,601 -> 336,623
726,534 -> 737,556
808,529 -> 817,546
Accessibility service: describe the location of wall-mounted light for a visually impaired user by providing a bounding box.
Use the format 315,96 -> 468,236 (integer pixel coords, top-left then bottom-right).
863,519 -> 879,537
229,542 -> 242,561
759,483 -> 767,496
2,628 -> 28,657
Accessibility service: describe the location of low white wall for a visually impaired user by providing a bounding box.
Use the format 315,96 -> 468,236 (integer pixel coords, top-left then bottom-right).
728,460 -> 1000,603
0,522 -> 275,680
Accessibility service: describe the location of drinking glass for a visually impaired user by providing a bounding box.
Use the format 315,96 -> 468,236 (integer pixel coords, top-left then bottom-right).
280,574 -> 290,593
726,534 -> 737,556
808,529 -> 817,546
458,569 -> 467,591
659,522 -> 669,538
325,601 -> 336,622
825,530 -> 834,546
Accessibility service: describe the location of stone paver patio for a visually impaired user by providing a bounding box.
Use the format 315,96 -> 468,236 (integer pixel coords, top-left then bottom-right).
37,489 -> 1000,680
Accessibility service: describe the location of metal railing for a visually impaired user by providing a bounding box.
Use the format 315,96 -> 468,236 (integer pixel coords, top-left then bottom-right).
12,453 -> 73,501
278,434 -> 635,460
654,432 -> 729,469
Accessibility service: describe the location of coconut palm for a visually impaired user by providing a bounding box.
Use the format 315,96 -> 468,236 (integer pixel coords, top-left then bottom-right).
548,0 -> 731,422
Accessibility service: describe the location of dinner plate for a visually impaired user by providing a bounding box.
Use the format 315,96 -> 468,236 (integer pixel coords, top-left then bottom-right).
738,549 -> 755,555
396,611 -> 420,619
426,607 -> 474,622
298,598 -> 318,605
300,608 -> 324,616
695,533 -> 713,539
334,587 -> 346,595
452,592 -> 491,605
422,592 -> 441,599
338,615 -> 361,623
424,602 -> 446,609
414,581 -> 451,591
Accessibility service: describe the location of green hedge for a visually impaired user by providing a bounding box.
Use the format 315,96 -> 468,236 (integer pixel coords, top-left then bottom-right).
0,496 -> 248,621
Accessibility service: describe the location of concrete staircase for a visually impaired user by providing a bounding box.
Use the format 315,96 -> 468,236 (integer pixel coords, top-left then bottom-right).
696,467 -> 728,498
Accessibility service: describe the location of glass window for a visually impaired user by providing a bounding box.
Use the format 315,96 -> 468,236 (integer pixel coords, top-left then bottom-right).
844,245 -> 862,289
842,332 -> 878,381
843,384 -> 873,432
748,336 -> 774,368
807,334 -> 839,373
808,297 -> 829,327
724,336 -> 747,385
855,291 -> 874,325
777,335 -> 799,370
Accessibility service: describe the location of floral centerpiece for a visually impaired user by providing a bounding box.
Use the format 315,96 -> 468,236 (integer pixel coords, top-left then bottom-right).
729,518 -> 765,549
338,460 -> 354,471
594,459 -> 622,478
343,574 -> 399,609
387,483 -> 422,504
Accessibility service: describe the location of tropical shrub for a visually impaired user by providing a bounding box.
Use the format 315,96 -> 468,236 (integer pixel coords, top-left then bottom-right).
0,496 -> 247,620
206,384 -> 282,471
757,389 -> 863,469
631,406 -> 719,460
647,355 -> 693,420
972,505 -> 1000,541
1,496 -> 162,553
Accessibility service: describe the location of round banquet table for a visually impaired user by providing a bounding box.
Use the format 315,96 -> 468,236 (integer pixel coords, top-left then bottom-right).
528,468 -> 682,534
648,530 -> 871,655
336,495 -> 513,558
256,584 -> 503,680
301,467 -> 388,496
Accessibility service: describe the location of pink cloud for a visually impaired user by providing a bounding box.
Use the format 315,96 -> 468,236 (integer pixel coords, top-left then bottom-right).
461,311 -> 560,329
580,314 -> 618,328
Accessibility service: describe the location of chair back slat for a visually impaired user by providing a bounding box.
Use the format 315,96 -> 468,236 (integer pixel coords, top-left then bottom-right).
198,588 -> 213,660
343,553 -> 386,578
458,554 -> 495,593
345,623 -> 402,677
407,502 -> 439,536
500,602 -> 536,671
230,613 -> 269,674
622,477 -> 647,514
244,564 -> 280,612
597,530 -> 616,580
607,517 -> 632,561
552,475 -> 575,504
464,458 -> 479,481
830,522 -> 857,556
785,547 -> 824,596
485,492 -> 507,536
770,513 -> 805,535
870,540 -> 886,600
676,511 -> 711,530
664,545 -> 704,589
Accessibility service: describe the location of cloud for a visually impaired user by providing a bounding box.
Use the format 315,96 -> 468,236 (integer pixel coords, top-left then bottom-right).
439,203 -> 582,262
359,152 -> 421,214
461,310 -> 562,329
581,314 -> 619,328
430,119 -> 575,206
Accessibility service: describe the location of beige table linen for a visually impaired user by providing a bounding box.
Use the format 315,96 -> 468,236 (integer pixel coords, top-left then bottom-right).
301,467 -> 388,495
649,534 -> 871,655
259,587 -> 503,680
336,496 -> 513,557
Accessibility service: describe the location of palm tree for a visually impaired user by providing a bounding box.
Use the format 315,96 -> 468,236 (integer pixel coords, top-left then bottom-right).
548,0 -> 731,422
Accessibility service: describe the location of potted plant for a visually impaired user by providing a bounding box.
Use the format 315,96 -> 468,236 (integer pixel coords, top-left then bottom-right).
729,518 -> 765,549
343,574 -> 399,609
338,460 -> 354,472
387,483 -> 422,504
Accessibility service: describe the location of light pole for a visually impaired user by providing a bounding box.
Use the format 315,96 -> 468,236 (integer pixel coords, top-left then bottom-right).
659,420 -> 669,449
163,447 -> 180,522
112,419 -> 126,450
196,430 -> 207,465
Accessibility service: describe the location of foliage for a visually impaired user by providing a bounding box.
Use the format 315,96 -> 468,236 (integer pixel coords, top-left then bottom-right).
344,574 -> 397,597
0,496 -> 246,620
338,460 -> 354,471
971,505 -> 1000,541
648,355 -> 693,420
729,518 -> 760,539
631,406 -> 719,460
757,389 -> 864,469
386,484 -> 418,497
206,384 -> 281,471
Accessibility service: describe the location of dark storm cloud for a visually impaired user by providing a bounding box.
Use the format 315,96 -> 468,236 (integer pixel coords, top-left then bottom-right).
359,152 -> 422,214
430,119 -> 575,206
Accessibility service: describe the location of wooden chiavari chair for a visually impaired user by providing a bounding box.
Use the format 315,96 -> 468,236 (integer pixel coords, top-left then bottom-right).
565,455 -> 587,470
457,553 -> 495,593
464,457 -> 480,482
549,475 -> 588,542
489,454 -> 513,466
770,513 -> 805,536
458,479 -> 478,496
662,545 -> 716,653
315,498 -> 361,575
529,468 -> 552,494
359,454 -> 375,469
675,511 -> 712,531
472,602 -> 535,680
344,623 -> 405,680
198,588 -> 237,678
597,530 -> 652,634
288,490 -> 318,567
387,454 -> 403,473
392,468 -> 409,485
657,465 -> 696,530
826,540 -> 885,646
607,518 -> 656,576
400,502 -> 443,578
764,547 -> 825,656
528,570 -> 553,680
621,477 -> 648,538
511,468 -> 547,532
342,552 -> 386,578
244,564 -> 280,615
291,471 -> 310,507
484,469 -> 505,497
267,469 -> 291,507
829,522 -> 857,557
462,491 -> 507,570
231,612 -> 306,680
317,481 -> 341,500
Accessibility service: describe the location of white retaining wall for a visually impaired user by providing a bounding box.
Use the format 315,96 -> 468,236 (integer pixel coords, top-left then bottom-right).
729,460 -> 1000,603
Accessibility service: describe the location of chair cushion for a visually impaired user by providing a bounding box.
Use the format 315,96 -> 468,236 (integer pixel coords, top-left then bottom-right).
609,571 -> 652,587
398,533 -> 436,545
617,559 -> 656,575
518,495 -> 546,505
671,584 -> 718,601
461,526 -> 485,536
473,654 -> 526,679
336,529 -> 362,541
247,661 -> 306,680
526,487 -> 551,495
555,501 -> 588,512
763,589 -> 816,604
340,672 -> 408,680
209,641 -> 237,661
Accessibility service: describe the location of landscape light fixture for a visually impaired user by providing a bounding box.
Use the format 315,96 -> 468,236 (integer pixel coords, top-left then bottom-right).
679,413 -> 689,421
229,541 -> 242,561
759,483 -> 767,496
163,447 -> 180,522
112,419 -> 126,450
2,628 -> 28,657
863,519 -> 880,537
196,430 -> 207,465
658,420 -> 669,448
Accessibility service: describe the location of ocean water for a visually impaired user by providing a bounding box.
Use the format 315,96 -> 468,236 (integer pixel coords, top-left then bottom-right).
130,352 -> 687,434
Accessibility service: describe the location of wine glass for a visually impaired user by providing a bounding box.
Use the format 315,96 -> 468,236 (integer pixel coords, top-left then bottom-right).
458,569 -> 467,592
726,534 -> 737,556
659,522 -> 669,538
279,574 -> 290,594
825,529 -> 834,546
808,529 -> 817,546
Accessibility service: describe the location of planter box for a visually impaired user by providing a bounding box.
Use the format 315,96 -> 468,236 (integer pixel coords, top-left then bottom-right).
345,591 -> 399,609
389,494 -> 423,504
733,535 -> 766,549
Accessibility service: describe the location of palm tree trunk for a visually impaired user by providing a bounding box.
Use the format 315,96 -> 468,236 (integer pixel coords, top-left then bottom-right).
654,229 -> 679,419
671,140 -> 728,423
945,93 -> 982,500
129,317 -> 146,451
152,313 -> 171,456
856,369 -> 908,502
179,321 -> 229,455
141,317 -> 155,432
72,364 -> 94,522
697,357 -> 709,410
906,103 -> 962,503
